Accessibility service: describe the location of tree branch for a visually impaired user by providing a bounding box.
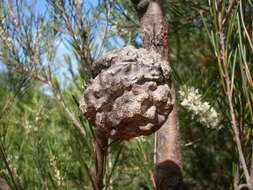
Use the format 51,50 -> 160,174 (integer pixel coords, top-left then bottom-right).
130,1 -> 183,189
0,94 -> 16,120
217,1 -> 250,184
93,130 -> 108,190
0,53 -> 48,83
48,79 -> 86,137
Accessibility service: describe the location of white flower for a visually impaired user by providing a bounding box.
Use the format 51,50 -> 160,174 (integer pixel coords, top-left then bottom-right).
179,86 -> 220,128
23,121 -> 39,132
50,155 -> 64,187
24,121 -> 32,130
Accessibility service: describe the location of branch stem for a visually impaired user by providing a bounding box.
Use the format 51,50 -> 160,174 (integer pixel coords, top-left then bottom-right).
93,130 -> 108,190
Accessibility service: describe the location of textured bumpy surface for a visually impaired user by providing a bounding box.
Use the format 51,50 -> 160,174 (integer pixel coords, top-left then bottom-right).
80,46 -> 173,140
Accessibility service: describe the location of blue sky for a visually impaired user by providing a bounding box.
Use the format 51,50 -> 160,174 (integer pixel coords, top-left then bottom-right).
0,0 -> 126,82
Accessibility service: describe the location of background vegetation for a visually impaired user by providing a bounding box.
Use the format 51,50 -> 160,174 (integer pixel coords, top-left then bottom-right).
0,0 -> 252,189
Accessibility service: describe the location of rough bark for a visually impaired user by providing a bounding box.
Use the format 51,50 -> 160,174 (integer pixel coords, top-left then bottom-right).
131,1 -> 183,189
80,46 -> 173,140
93,130 -> 108,190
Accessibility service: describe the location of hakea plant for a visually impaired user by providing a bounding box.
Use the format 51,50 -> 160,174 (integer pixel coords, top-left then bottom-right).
79,45 -> 174,189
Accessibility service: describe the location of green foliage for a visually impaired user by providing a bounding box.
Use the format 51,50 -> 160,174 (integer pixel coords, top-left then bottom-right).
0,0 -> 252,189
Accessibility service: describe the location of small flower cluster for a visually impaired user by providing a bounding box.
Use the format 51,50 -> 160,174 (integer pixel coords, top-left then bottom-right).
179,86 -> 220,128
3,154 -> 19,180
50,155 -> 64,188
23,121 -> 38,132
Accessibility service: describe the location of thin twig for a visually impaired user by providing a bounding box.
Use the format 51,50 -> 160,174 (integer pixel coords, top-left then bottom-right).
60,2 -> 83,56
222,0 -> 237,25
169,9 -> 209,24
96,1 -> 111,58
217,4 -> 250,183
239,0 -> 253,52
143,152 -> 156,189
50,83 -> 86,137
48,79 -> 86,137
0,94 -> 16,120
94,130 -> 108,190
59,2 -> 93,77
0,53 -> 48,83
228,88 -> 250,183
234,163 -> 240,189
250,145 -> 253,186
0,140 -> 19,190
